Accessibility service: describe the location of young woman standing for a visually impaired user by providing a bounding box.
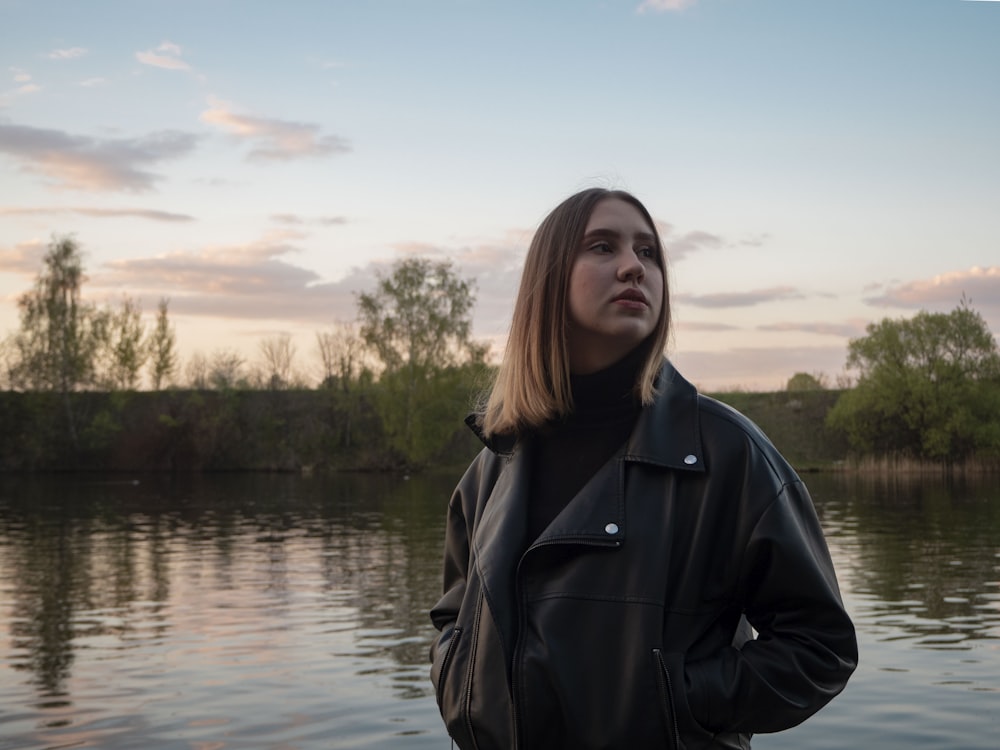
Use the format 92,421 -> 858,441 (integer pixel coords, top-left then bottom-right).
430,188 -> 857,749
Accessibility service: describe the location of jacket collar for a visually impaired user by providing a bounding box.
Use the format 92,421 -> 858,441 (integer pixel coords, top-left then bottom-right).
468,358 -> 705,474
625,358 -> 705,474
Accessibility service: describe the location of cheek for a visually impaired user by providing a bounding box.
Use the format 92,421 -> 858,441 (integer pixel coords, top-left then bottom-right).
567,265 -> 598,319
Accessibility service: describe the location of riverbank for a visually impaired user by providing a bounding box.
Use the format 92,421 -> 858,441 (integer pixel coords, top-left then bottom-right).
0,387 -> 853,473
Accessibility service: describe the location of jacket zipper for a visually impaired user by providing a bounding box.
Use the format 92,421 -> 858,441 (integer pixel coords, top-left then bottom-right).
653,648 -> 681,750
435,626 -> 463,707
462,593 -> 484,749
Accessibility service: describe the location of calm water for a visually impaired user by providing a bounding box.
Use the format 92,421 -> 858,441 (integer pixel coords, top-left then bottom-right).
0,471 -> 997,749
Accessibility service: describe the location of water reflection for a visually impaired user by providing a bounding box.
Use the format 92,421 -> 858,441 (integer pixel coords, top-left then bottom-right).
1,471 -> 998,749
811,472 -> 1000,650
0,472 -> 452,747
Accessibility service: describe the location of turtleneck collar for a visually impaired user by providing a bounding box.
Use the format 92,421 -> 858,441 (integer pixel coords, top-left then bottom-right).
568,344 -> 645,413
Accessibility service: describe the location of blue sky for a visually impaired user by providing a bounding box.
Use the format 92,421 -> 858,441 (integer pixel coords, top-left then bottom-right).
1,0 -> 998,390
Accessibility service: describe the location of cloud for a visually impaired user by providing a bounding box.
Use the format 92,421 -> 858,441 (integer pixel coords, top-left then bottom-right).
677,286 -> 806,309
864,267 -> 1000,313
48,47 -> 88,60
675,320 -> 741,332
3,68 -> 40,100
0,206 -> 194,222
89,234 -> 372,323
757,319 -> 869,338
0,238 -> 47,276
0,122 -> 199,191
638,0 -> 697,13
80,78 -> 108,88
864,266 -> 1000,335
136,41 -> 191,71
270,213 -> 348,227
660,226 -> 724,261
200,98 -> 351,161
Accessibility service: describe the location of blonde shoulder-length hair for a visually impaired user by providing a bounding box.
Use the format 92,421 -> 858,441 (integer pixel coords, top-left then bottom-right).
477,188 -> 671,438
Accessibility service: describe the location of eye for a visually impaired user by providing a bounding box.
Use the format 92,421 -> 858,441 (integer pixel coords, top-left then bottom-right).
637,245 -> 658,260
588,241 -> 614,254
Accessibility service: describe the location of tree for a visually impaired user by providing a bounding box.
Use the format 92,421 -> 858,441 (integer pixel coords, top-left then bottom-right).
8,236 -> 98,443
148,298 -> 178,390
315,321 -> 366,392
10,237 -> 94,391
258,333 -> 297,389
206,349 -> 247,390
786,372 -> 827,392
93,295 -> 148,390
356,258 -> 485,466
827,299 -> 1000,462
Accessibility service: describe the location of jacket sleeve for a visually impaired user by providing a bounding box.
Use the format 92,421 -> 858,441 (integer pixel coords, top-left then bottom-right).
428,461 -> 478,677
681,479 -> 858,735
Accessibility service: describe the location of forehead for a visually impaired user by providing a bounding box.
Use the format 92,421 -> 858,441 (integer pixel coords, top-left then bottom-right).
585,198 -> 654,234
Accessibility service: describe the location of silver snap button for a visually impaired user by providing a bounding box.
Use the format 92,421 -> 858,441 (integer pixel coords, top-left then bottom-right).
684,454 -> 698,465
604,523 -> 619,535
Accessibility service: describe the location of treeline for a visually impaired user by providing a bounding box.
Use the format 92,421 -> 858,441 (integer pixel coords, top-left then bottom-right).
3,237 -> 1000,472
0,377 -> 486,473
0,382 -> 844,473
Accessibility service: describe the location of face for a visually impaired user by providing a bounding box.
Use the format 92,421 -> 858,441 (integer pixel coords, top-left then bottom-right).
566,197 -> 664,374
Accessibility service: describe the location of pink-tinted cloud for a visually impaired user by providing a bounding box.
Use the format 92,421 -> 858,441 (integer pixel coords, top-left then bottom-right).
0,239 -> 47,276
270,213 -> 348,226
200,99 -> 351,161
677,286 -> 805,309
136,42 -> 191,71
89,234 -> 372,323
758,319 -> 869,338
675,320 -> 741,332
865,266 -> 1000,313
0,122 -> 198,192
0,206 -> 194,222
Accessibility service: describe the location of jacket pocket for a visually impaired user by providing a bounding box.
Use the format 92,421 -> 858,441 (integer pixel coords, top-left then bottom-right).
432,625 -> 463,708
652,648 -> 682,750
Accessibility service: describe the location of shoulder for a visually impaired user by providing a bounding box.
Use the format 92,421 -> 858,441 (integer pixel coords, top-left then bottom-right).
695,393 -> 801,486
450,446 -> 508,511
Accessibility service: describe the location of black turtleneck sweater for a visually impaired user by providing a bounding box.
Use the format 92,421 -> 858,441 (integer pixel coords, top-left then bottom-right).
527,349 -> 643,541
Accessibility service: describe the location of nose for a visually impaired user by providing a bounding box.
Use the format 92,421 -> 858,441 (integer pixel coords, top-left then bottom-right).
617,250 -> 645,282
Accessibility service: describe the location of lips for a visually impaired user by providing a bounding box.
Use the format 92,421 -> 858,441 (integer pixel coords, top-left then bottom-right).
612,289 -> 648,306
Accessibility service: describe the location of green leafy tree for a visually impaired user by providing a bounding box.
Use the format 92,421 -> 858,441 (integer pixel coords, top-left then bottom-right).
148,298 -> 178,390
357,257 -> 485,466
93,295 -> 148,391
827,299 -> 1000,462
9,236 -> 98,442
786,372 -> 827,392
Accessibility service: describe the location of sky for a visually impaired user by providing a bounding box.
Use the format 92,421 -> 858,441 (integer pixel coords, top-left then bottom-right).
1,0 -> 998,391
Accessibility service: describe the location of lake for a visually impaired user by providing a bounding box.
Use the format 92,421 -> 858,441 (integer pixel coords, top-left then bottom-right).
1,470 -> 997,749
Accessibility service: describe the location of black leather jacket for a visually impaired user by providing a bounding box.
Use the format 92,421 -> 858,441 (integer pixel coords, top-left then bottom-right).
430,360 -> 857,749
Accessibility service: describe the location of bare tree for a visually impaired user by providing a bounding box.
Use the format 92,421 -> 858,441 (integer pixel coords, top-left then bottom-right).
258,333 -> 297,389
207,348 -> 246,390
185,351 -> 209,389
315,321 -> 365,391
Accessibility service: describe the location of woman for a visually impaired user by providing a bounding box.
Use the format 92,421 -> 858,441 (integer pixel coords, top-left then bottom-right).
429,188 -> 857,749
